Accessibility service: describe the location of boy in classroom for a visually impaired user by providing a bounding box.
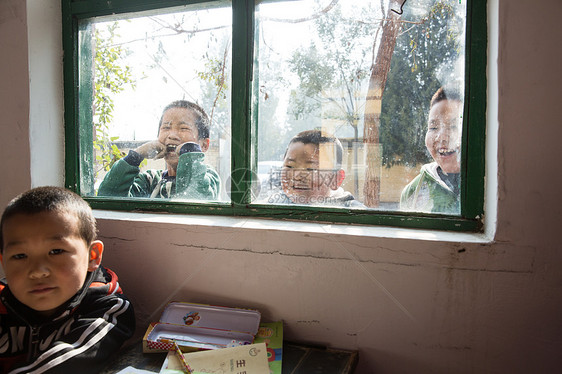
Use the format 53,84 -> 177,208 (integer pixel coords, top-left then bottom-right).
267,129 -> 364,208
0,186 -> 135,373
400,86 -> 463,214
97,100 -> 220,200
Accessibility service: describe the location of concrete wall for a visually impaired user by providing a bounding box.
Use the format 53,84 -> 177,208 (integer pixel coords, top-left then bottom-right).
1,0 -> 561,373
0,0 -> 30,203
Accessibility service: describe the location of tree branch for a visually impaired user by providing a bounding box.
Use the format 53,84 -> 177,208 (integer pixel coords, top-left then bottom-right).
262,0 -> 340,24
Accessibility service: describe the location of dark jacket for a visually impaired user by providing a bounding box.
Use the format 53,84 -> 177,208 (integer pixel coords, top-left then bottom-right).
0,267 -> 135,374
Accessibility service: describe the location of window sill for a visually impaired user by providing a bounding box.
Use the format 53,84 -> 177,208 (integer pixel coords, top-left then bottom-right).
93,210 -> 492,244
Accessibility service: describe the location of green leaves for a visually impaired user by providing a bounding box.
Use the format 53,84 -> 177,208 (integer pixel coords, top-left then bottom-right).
197,57 -> 229,100
380,0 -> 464,167
93,23 -> 136,175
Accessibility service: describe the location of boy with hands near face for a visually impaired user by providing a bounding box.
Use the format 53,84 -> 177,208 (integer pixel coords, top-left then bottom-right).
0,187 -> 135,373
98,100 -> 220,200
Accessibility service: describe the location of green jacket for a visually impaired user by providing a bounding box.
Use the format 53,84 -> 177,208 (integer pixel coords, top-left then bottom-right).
400,162 -> 459,214
97,151 -> 220,200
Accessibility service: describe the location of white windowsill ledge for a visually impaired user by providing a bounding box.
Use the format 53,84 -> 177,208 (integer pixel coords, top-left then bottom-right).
93,210 -> 492,244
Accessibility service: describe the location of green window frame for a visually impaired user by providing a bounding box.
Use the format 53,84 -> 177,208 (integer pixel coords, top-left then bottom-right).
62,0 -> 487,232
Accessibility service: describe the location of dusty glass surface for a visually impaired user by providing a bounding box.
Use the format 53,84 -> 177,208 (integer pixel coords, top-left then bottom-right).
78,2 -> 232,202
254,0 -> 466,215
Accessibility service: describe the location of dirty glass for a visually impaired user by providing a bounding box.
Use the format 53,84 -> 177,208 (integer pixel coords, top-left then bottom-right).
77,1 -> 232,202
253,0 -> 466,215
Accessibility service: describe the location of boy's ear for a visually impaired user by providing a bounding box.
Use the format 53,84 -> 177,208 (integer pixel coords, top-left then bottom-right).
88,240 -> 104,272
335,169 -> 345,189
198,138 -> 210,152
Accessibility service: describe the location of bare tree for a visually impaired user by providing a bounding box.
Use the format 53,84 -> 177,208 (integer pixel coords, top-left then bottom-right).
363,0 -> 403,207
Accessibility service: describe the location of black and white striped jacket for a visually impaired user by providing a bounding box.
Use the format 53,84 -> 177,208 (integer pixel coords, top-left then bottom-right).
0,267 -> 135,373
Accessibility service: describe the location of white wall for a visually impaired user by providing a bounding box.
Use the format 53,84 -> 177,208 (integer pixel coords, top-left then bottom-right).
0,0 -> 30,204
1,0 -> 561,373
27,0 -> 64,188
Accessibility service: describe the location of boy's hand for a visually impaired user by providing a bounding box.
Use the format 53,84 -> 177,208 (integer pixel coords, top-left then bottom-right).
134,140 -> 166,159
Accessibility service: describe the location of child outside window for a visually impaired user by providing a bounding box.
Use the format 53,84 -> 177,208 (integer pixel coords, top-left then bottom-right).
267,130 -> 364,208
400,86 -> 463,214
97,100 -> 220,200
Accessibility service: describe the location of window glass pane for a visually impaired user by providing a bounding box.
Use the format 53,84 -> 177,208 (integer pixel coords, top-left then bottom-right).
78,2 -> 232,202
254,0 -> 465,215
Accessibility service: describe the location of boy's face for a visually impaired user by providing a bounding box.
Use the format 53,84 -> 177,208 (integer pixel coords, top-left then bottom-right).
425,99 -> 463,174
158,107 -> 210,170
281,142 -> 341,204
1,211 -> 102,315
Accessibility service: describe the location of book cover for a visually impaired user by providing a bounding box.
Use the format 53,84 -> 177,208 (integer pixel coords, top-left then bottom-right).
161,342 -> 269,374
253,321 -> 283,374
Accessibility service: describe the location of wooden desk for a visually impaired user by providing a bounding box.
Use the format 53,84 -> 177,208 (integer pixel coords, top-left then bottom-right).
100,341 -> 358,374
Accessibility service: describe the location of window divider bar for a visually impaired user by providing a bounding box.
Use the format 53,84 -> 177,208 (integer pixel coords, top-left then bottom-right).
230,0 -> 255,205
62,1 -> 80,192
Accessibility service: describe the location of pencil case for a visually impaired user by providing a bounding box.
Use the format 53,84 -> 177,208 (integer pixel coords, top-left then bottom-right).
143,301 -> 261,353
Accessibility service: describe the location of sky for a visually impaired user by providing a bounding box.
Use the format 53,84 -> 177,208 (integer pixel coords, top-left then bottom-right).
90,0 -> 386,141
88,0 -> 465,145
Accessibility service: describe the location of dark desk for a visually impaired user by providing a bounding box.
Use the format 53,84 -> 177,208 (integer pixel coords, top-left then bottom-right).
100,341 -> 358,374
282,343 -> 358,374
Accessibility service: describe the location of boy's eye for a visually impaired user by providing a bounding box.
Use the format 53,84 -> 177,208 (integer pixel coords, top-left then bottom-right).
49,249 -> 65,255
11,253 -> 27,260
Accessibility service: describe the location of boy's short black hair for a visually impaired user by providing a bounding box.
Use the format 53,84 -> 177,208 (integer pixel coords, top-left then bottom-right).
430,86 -> 464,109
287,130 -> 344,168
158,100 -> 210,140
0,186 -> 97,252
